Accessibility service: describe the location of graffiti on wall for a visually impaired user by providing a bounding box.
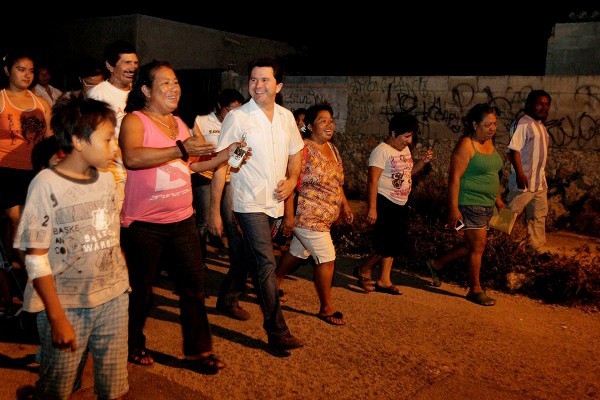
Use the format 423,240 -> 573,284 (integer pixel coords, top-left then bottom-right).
348,76 -> 600,148
282,86 -> 348,132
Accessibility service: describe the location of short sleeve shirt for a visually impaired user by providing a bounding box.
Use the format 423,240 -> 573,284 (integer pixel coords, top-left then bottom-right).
368,143 -> 413,206
218,99 -> 304,218
507,114 -> 549,192
14,168 -> 130,312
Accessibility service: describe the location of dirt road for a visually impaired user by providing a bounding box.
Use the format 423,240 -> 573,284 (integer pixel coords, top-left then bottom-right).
1,243 -> 598,400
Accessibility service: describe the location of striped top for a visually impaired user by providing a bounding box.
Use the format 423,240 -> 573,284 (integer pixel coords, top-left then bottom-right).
508,114 -> 549,192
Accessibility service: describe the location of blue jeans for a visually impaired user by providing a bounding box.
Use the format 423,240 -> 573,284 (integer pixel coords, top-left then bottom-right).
120,216 -> 213,356
234,212 -> 289,338
193,182 -> 249,308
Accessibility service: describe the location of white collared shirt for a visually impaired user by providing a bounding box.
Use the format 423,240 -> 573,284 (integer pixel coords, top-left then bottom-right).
217,98 -> 304,217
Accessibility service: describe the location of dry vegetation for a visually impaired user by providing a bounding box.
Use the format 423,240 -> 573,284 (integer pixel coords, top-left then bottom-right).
334,174 -> 600,311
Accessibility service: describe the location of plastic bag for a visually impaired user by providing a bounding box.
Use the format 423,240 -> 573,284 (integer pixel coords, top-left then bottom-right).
489,207 -> 518,234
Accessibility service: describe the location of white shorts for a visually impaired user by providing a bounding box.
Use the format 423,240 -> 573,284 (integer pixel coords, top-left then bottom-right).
289,227 -> 336,265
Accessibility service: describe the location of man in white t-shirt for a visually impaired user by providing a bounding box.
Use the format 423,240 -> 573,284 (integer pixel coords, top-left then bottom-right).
507,90 -> 551,250
208,58 -> 304,354
86,40 -> 139,213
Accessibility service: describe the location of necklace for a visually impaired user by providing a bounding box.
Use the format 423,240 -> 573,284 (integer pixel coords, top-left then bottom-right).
144,110 -> 178,140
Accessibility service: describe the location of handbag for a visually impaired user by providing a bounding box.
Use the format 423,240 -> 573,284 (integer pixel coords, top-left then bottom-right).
489,207 -> 518,235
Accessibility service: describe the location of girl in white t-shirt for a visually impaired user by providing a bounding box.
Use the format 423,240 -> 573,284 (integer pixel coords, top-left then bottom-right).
353,113 -> 433,295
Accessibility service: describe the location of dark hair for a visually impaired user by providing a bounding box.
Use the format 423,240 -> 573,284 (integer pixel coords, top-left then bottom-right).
303,103 -> 334,139
304,103 -> 333,127
2,51 -> 35,71
103,40 -> 137,68
248,57 -> 283,84
524,89 -> 551,115
35,64 -> 50,75
215,88 -> 245,113
78,57 -> 105,80
1,51 -> 35,88
125,60 -> 173,112
293,108 -> 307,123
461,103 -> 497,138
389,112 -> 419,138
51,98 -> 116,153
31,135 -> 60,172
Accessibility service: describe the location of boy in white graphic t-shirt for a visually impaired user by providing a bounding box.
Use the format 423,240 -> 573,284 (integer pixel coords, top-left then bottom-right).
14,98 -> 130,399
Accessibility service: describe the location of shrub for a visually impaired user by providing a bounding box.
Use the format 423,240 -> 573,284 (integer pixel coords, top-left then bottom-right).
334,177 -> 600,311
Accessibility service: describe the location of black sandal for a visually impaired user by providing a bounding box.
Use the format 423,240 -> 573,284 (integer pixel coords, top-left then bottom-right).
186,354 -> 225,375
128,348 -> 154,366
352,266 -> 375,293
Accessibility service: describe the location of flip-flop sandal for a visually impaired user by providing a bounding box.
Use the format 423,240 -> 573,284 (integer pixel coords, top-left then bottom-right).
353,266 -> 375,292
317,311 -> 346,326
357,277 -> 376,292
128,348 -> 154,366
374,283 -> 403,295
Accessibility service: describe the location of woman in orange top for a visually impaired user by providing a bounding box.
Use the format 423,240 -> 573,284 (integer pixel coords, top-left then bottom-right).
1,51 -> 52,270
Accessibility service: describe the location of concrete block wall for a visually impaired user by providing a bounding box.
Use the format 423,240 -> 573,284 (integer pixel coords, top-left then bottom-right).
340,75 -> 600,196
546,22 -> 600,75
230,74 -> 600,233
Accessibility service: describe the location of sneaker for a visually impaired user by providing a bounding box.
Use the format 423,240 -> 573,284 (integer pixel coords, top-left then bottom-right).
465,291 -> 496,306
216,304 -> 251,321
268,333 -> 304,351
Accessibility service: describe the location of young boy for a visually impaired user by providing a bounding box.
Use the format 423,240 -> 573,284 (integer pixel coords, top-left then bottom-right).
14,98 -> 130,400
354,113 -> 433,295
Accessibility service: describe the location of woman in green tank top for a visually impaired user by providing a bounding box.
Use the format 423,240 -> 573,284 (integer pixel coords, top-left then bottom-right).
425,104 -> 506,306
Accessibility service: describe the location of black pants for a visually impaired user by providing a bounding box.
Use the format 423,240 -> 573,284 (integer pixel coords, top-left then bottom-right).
121,216 -> 212,356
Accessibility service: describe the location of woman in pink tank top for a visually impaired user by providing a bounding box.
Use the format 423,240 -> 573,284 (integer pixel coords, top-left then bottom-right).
119,60 -> 242,374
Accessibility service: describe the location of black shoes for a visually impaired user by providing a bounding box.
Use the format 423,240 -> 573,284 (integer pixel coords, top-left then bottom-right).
268,333 -> 304,352
216,304 -> 251,321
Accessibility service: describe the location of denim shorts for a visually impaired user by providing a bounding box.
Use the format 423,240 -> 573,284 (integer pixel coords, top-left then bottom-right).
458,205 -> 493,230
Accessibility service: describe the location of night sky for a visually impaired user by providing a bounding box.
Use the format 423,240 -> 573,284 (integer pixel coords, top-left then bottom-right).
2,3 -> 596,76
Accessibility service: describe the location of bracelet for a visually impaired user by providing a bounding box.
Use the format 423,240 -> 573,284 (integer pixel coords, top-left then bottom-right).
175,140 -> 189,162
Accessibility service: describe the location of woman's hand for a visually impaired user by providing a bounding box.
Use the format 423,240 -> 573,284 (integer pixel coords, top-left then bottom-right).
446,207 -> 463,232
282,214 -> 295,237
341,203 -> 354,225
184,136 -> 216,157
366,208 -> 377,225
226,141 -> 252,159
495,198 -> 506,210
423,149 -> 434,163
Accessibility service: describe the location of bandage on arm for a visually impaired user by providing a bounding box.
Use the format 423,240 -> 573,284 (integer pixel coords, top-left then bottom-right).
25,252 -> 52,280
